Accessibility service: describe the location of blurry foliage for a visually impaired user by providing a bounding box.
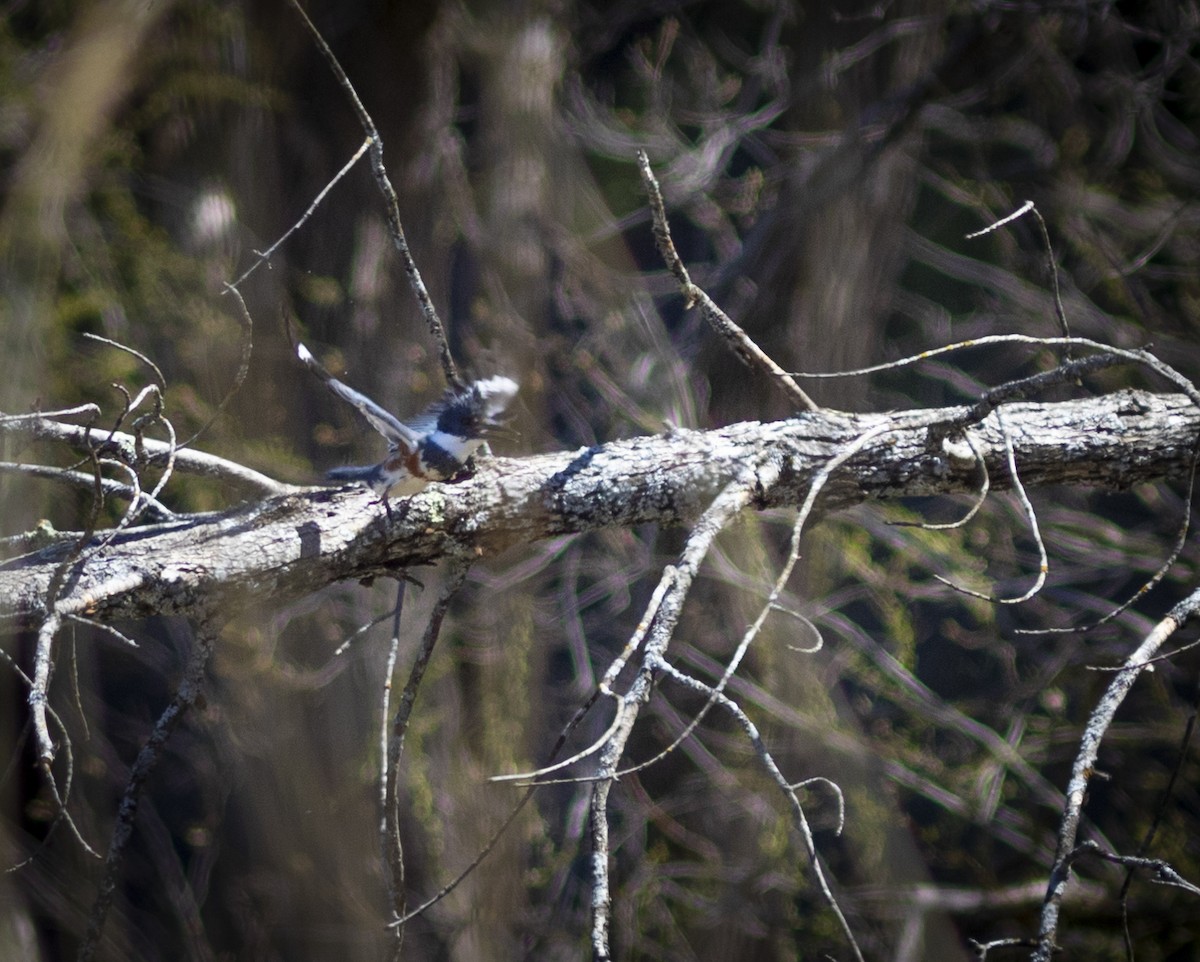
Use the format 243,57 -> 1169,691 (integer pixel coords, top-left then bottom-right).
3,1 -> 1200,960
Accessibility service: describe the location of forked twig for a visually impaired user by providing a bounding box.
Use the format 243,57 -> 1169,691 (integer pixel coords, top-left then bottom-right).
587,469 -> 764,958
793,333 -> 1200,410
652,657 -> 863,962
612,421 -> 898,783
966,200 -> 1070,347
397,641 -> 623,926
1,640 -> 98,868
1032,586 -> 1200,962
7,413 -> 294,495
0,461 -> 174,520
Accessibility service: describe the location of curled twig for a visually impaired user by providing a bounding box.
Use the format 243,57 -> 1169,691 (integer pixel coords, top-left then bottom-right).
933,408 -> 1048,604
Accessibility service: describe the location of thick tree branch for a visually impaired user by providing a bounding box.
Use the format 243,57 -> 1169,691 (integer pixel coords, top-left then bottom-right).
2,390 -> 1195,625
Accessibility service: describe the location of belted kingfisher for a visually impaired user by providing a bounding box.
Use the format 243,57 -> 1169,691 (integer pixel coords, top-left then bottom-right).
297,342 -> 518,501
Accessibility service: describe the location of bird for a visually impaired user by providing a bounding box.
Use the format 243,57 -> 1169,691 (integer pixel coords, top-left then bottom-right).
296,342 -> 518,504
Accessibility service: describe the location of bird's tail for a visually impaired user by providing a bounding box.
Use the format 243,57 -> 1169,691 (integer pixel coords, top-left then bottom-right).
326,463 -> 385,488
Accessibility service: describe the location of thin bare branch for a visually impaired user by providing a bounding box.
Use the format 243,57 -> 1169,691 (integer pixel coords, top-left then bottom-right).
1070,840 -> 1200,896
227,138 -> 371,290
81,333 -> 166,392
383,558 -> 471,947
933,408 -> 1048,604
0,461 -> 174,520
2,639 -> 99,868
398,619 -> 629,926
966,201 -> 1072,347
637,149 -> 817,411
1033,586 -> 1200,962
1120,686 -> 1199,959
377,580 -> 405,957
179,284 -> 255,450
78,616 -> 218,962
0,404 -> 102,424
652,658 -> 864,962
491,701 -> 626,783
5,412 -> 296,496
286,0 -> 461,387
794,334 -> 1200,411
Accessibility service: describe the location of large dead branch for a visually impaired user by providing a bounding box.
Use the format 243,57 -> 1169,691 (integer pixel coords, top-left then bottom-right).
3,389 -> 1194,626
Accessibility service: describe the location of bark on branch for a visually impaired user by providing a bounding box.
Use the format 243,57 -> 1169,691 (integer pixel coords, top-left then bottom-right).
3,389 -> 1194,625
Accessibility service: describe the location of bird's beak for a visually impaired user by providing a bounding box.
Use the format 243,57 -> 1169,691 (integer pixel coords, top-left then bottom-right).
484,421 -> 521,443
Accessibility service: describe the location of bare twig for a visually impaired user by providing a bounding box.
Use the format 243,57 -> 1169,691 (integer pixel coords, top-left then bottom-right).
1120,683 -> 1199,960
79,616 -> 218,962
793,334 -> 1200,411
287,0 -> 461,388
0,461 -> 174,520
398,623 -> 623,926
1071,839 -> 1200,896
637,150 -> 817,411
933,408 -> 1048,604
333,609 -> 403,657
966,201 -> 1071,347
1033,585 -> 1200,962
178,284 -> 255,450
0,404 -> 102,424
383,558 -> 471,953
81,333 -> 166,392
64,614 -> 139,648
1,639 -> 99,868
30,438 -> 111,775
652,657 -> 864,962
588,462 -> 776,959
1019,440 -> 1199,635
5,412 -> 295,496
227,138 -> 371,291
378,579 -> 405,958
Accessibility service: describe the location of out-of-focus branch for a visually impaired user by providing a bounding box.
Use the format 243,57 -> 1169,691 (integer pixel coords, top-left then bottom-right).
78,616 -> 218,962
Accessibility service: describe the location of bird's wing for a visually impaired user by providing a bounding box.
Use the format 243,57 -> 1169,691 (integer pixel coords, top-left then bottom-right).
296,343 -> 419,449
403,388 -> 459,436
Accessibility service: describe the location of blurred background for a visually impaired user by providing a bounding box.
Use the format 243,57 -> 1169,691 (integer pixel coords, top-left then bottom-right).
2,1 -> 1199,959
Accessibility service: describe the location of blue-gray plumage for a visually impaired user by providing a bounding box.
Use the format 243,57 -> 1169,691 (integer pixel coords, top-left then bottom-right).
297,342 -> 517,500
